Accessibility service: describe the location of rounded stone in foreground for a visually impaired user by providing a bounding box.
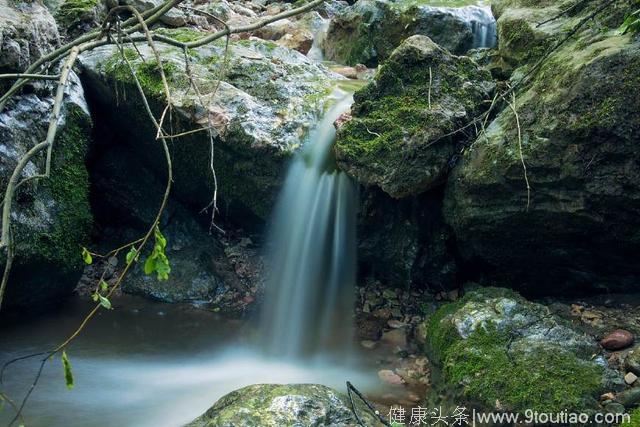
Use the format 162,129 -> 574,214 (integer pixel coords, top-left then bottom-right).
185,383 -> 381,427
600,330 -> 635,351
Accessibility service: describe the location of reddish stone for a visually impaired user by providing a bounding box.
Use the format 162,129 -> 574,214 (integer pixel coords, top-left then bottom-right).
600,329 -> 635,350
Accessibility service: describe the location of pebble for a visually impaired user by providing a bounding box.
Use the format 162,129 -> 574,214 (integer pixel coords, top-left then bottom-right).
387,319 -> 406,329
381,329 -> 407,349
600,329 -> 635,351
624,372 -> 638,385
360,340 -> 377,350
600,392 -> 616,402
378,369 -> 405,386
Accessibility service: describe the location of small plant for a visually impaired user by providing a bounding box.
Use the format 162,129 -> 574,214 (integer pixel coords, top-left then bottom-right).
619,8 -> 640,34
143,227 -> 171,280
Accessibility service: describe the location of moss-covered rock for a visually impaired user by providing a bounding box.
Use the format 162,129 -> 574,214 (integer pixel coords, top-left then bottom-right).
335,35 -> 494,198
0,74 -> 93,309
423,287 -> 618,413
444,0 -> 640,294
323,0 -> 495,66
186,384 -> 381,427
79,36 -> 343,225
55,0 -> 100,37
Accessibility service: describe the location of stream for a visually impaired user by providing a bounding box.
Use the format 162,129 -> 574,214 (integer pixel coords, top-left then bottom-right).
0,295 -> 419,427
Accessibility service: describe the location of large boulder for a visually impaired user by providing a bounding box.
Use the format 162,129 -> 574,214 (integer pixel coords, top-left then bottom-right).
0,74 -> 93,309
186,384 -> 381,427
323,0 -> 496,66
0,0 -> 60,75
79,33 -> 342,226
335,35 -> 494,199
357,187 -> 457,289
423,287 -> 622,413
444,0 -> 640,294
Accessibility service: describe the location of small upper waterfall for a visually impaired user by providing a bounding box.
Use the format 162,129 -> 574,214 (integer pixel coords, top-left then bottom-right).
261,94 -> 357,359
463,5 -> 497,49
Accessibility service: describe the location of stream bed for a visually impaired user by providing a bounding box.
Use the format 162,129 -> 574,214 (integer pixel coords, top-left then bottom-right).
0,295 -> 421,427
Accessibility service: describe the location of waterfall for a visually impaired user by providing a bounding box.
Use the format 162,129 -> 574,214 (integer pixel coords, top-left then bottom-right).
447,4 -> 496,49
261,94 -> 357,359
466,5 -> 497,49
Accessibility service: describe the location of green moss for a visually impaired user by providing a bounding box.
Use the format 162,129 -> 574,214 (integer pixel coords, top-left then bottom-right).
56,0 -> 97,29
155,27 -> 206,43
16,106 -> 93,271
104,53 -> 186,98
627,408 -> 640,427
425,288 -> 604,414
444,325 -> 602,413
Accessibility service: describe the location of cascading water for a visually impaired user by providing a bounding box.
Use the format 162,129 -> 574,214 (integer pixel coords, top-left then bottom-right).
463,5 -> 498,49
261,93 -> 357,359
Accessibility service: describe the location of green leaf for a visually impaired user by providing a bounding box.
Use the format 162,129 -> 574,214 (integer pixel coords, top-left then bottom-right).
100,280 -> 109,292
91,292 -> 99,302
62,350 -> 74,390
143,256 -> 156,275
98,294 -> 112,310
81,247 -> 93,265
126,247 -> 138,265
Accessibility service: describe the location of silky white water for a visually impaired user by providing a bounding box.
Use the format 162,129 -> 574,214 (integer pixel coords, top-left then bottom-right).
261,93 -> 357,358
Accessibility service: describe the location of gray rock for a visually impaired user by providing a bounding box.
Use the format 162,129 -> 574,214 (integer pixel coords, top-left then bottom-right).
0,0 -> 60,73
79,35 -> 343,224
186,384 -> 381,427
423,287 -> 619,413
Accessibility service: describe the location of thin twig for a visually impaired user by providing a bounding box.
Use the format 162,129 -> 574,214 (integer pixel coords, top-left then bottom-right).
428,66 -> 432,109
0,73 -> 60,80
505,90 -> 531,211
346,381 -> 391,427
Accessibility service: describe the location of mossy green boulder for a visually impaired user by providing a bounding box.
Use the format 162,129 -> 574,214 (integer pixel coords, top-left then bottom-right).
423,287 -> 616,413
0,75 -> 93,309
444,0 -> 640,293
186,384 -> 381,427
80,36 -> 342,225
335,35 -> 494,198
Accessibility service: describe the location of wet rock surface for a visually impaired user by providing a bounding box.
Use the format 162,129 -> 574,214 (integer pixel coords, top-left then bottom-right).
186,384 -> 381,427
